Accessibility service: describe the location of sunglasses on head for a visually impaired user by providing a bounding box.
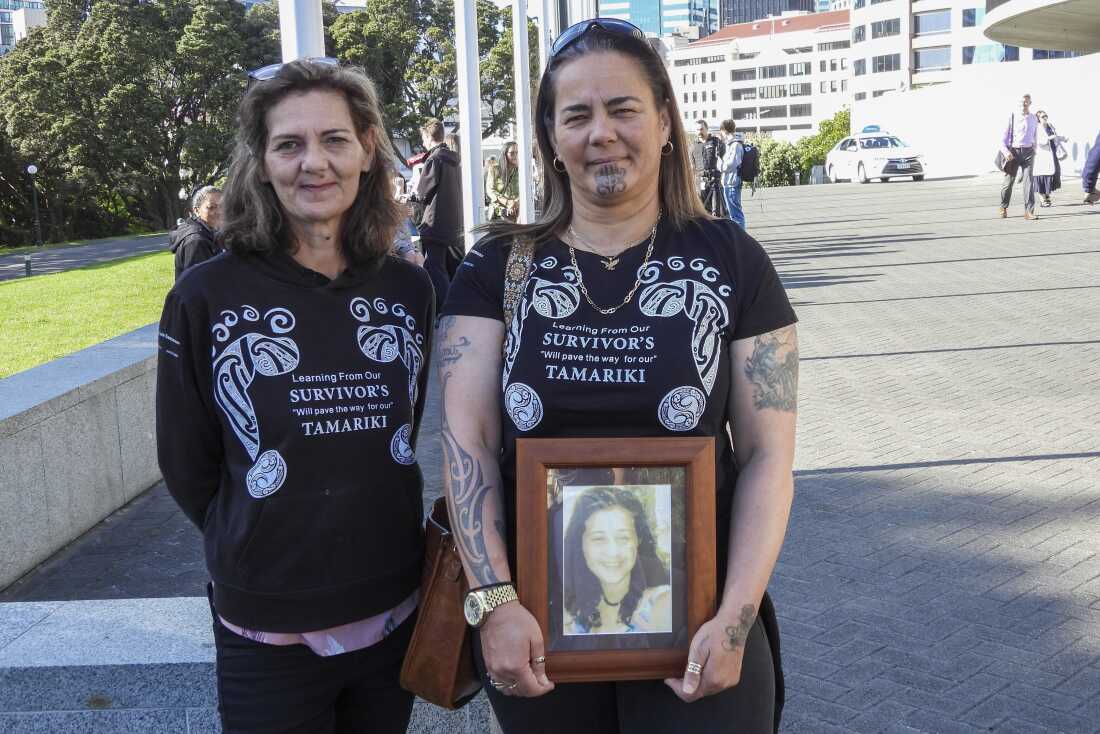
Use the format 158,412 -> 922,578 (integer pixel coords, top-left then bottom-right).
247,56 -> 340,85
550,18 -> 647,58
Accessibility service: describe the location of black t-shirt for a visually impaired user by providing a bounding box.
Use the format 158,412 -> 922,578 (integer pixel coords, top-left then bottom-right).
442,217 -> 796,585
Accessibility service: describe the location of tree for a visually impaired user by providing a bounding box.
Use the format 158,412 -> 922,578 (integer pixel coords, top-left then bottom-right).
794,107 -> 850,181
754,137 -> 800,188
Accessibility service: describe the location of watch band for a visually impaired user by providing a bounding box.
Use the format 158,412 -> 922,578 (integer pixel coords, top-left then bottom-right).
480,583 -> 518,613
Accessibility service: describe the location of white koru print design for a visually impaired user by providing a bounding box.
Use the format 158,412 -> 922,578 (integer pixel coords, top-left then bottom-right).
211,306 -> 299,499
501,256 -> 581,432
504,382 -> 543,432
390,423 -> 415,465
658,386 -> 707,431
349,297 -> 424,406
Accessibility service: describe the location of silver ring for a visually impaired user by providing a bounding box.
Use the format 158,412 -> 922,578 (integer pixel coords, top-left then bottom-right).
532,656 -> 546,665
686,661 -> 704,675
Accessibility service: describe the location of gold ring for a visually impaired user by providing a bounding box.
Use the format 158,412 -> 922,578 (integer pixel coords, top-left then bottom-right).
532,656 -> 546,665
686,661 -> 704,675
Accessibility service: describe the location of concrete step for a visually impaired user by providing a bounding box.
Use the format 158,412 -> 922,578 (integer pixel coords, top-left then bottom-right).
0,598 -> 494,733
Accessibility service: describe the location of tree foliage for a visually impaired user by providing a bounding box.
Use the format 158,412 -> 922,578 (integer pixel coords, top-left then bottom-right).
0,0 -> 539,245
751,137 -> 801,188
794,107 -> 850,180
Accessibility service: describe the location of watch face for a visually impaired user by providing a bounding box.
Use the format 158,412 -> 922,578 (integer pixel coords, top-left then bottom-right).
464,594 -> 483,626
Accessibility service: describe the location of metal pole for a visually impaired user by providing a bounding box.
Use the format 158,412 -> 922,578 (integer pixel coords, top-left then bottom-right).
277,0 -> 325,62
513,0 -> 534,223
30,177 -> 42,247
539,0 -> 552,75
454,0 -> 484,252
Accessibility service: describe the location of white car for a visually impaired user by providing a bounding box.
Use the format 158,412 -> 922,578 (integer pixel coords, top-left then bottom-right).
826,133 -> 926,183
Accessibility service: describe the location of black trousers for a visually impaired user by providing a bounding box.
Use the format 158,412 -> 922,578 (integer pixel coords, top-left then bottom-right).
474,616 -> 775,734
421,237 -> 465,314
210,593 -> 415,734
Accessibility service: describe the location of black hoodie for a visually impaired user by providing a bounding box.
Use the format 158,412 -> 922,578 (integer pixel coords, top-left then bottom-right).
168,216 -> 222,281
156,249 -> 434,631
415,143 -> 464,244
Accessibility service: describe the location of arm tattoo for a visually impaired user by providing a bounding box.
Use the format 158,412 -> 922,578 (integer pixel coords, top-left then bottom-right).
595,163 -> 627,197
722,604 -> 757,652
744,326 -> 798,412
437,316 -> 503,586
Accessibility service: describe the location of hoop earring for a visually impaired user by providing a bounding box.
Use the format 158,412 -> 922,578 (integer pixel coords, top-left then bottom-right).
661,140 -> 674,156
553,156 -> 567,173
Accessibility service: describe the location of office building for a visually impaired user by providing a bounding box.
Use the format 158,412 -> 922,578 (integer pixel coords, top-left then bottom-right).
599,0 -> 718,38
668,10 -> 850,138
0,0 -> 44,55
718,0 -> 816,26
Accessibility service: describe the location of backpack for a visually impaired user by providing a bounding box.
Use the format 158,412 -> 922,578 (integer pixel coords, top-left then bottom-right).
738,142 -> 759,183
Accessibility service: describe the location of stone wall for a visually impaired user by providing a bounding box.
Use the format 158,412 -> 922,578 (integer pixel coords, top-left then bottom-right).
0,325 -> 160,590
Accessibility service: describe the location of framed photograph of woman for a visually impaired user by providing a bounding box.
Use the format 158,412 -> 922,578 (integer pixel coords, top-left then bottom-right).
515,437 -> 716,683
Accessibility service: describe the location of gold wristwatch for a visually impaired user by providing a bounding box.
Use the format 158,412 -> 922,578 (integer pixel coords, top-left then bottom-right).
464,583 -> 518,628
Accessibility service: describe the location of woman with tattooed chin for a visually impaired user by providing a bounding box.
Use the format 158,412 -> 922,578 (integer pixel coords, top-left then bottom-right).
438,18 -> 798,734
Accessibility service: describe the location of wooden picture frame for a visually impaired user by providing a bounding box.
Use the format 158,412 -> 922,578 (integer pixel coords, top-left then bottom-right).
516,437 -> 716,683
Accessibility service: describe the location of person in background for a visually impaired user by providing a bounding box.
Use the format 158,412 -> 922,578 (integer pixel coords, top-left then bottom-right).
1033,110 -> 1067,208
416,118 -> 464,311
999,94 -> 1039,220
718,119 -> 745,230
392,175 -> 426,267
487,141 -> 520,222
169,185 -> 223,281
157,59 -> 434,733
1083,130 -> 1100,205
691,120 -> 725,218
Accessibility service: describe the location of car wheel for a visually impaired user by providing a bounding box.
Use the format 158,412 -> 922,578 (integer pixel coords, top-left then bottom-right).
880,178 -> 890,183
858,164 -> 869,184
913,175 -> 924,181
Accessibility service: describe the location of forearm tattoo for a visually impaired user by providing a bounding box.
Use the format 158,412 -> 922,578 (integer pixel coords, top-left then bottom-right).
595,164 -> 627,197
437,316 -> 503,586
723,604 -> 757,652
744,325 -> 798,412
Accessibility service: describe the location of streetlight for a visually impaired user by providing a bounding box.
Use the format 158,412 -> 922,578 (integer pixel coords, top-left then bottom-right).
26,164 -> 42,248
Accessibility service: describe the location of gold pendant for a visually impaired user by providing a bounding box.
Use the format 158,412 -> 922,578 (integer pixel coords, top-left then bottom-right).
602,256 -> 619,270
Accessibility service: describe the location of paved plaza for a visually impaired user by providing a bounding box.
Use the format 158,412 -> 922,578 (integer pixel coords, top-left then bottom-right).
3,174 -> 1099,731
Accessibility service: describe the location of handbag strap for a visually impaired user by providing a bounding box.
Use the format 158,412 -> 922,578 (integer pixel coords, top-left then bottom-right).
502,236 -> 534,357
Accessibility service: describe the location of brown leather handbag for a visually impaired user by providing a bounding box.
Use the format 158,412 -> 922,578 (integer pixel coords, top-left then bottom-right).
399,497 -> 481,709
399,237 -> 535,709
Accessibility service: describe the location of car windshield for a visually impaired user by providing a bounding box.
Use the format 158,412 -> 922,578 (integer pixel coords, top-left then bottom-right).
860,136 -> 905,149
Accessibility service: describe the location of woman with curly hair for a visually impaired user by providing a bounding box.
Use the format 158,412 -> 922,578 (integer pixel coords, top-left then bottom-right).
563,486 -> 671,635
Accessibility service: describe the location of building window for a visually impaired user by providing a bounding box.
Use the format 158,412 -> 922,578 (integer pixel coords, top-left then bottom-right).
914,46 -> 951,72
872,89 -> 889,97
702,110 -> 707,119
732,87 -> 757,101
759,105 -> 788,119
855,92 -> 867,101
870,0 -> 892,4
791,124 -> 812,130
683,74 -> 687,85
789,62 -> 811,76
789,83 -> 812,96
712,109 -> 717,118
913,10 -> 951,36
831,80 -> 838,92
819,81 -> 828,93
692,92 -> 698,102
1033,49 -> 1077,60
711,71 -> 716,82
760,64 -> 787,79
853,25 -> 865,43
817,40 -> 851,51
853,0 -> 865,8
962,44 -> 1020,64
683,93 -> 688,103
692,73 -> 696,83
790,104 -> 812,117
841,58 -> 848,69
872,53 -> 901,73
759,84 -> 788,99
731,107 -> 757,120
871,18 -> 900,39
841,79 -> 848,91
962,8 -> 985,27
819,60 -> 827,72
732,68 -> 756,82
854,58 -> 866,76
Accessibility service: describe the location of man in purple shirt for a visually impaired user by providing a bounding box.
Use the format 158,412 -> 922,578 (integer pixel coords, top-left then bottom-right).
999,94 -> 1039,219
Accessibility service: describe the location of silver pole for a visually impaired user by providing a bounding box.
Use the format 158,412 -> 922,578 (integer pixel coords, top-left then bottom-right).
513,0 -> 534,223
277,0 -> 325,62
539,0 -> 552,75
454,0 -> 485,251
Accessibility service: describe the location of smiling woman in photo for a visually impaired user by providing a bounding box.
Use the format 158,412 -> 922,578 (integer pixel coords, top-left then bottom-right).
563,486 -> 672,636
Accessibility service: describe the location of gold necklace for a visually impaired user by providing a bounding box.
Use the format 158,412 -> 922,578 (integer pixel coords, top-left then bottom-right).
567,211 -> 661,316
567,225 -> 634,270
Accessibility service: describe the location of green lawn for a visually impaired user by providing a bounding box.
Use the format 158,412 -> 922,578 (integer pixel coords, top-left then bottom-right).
0,251 -> 174,379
